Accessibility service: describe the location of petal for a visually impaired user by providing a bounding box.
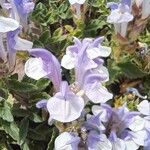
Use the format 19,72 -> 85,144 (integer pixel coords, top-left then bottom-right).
0,34 -> 7,61
68,0 -> 86,5
132,130 -> 148,146
25,57 -> 50,80
86,114 -> 105,131
47,89 -> 84,122
14,37 -> 33,50
55,132 -> 80,150
137,100 -> 150,116
61,54 -> 75,69
97,45 -> 112,57
28,48 -> 61,91
121,0 -> 132,7
96,134 -> 112,150
94,65 -> 109,82
87,46 -> 111,59
84,83 -> 113,103
129,116 -> 145,131
92,104 -> 112,122
0,16 -> 19,32
142,0 -> 150,19
107,2 -> 119,10
111,138 -> 126,150
92,36 -> 105,47
88,132 -> 112,150
36,99 -> 48,109
107,9 -> 133,24
125,140 -> 139,150
145,120 -> 150,131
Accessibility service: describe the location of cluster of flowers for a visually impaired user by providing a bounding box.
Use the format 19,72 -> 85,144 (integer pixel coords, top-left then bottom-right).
25,38 -> 150,149
0,0 -> 34,71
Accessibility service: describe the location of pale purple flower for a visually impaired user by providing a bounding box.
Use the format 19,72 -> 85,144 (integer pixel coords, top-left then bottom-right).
54,132 -> 80,150
25,48 -> 61,91
47,81 -> 84,123
10,0 -> 35,28
61,37 -> 113,104
0,15 -> 33,70
61,37 -> 111,69
0,16 -> 19,62
86,104 -> 147,150
6,27 -> 33,70
137,100 -> 150,149
141,0 -> 150,19
107,1 -> 133,37
25,49 -> 84,123
68,0 -> 86,18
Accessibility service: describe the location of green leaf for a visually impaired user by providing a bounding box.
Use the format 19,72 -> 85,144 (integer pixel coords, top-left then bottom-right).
65,25 -> 74,33
47,128 -> 58,150
39,30 -> 51,44
7,79 -> 50,93
0,101 -> 14,122
19,117 -> 29,145
53,28 -> 63,37
7,79 -> 37,93
29,113 -> 44,123
22,141 -> 30,150
118,61 -> 147,79
3,121 -> 19,143
28,129 -> 46,141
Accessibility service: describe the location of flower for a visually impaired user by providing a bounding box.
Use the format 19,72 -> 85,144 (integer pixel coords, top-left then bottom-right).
61,37 -> 113,104
47,81 -> 84,123
7,27 -> 33,70
137,100 -> 150,149
10,0 -> 35,28
141,0 -> 150,19
86,104 -> 147,150
0,16 -> 19,62
87,131 -> 112,150
25,49 -> 84,123
25,48 -> 62,91
107,1 -> 133,37
61,37 -> 111,70
25,38 -> 112,123
54,132 -> 80,150
68,0 -> 86,18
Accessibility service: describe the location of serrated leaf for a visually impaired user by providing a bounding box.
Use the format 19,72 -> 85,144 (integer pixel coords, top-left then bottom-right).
7,79 -> 50,93
118,61 -> 147,79
7,79 -> 37,93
